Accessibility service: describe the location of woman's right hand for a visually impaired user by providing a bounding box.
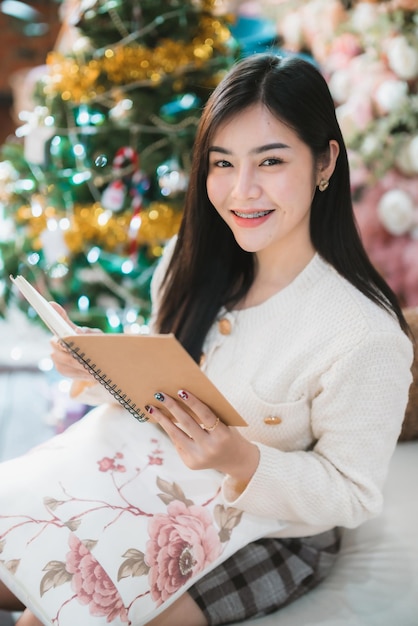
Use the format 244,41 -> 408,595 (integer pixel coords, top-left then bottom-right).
49,302 -> 103,380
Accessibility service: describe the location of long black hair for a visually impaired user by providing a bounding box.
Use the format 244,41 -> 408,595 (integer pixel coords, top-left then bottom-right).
156,53 -> 409,362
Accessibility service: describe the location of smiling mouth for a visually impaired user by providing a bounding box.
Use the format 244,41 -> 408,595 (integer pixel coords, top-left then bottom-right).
232,210 -> 273,219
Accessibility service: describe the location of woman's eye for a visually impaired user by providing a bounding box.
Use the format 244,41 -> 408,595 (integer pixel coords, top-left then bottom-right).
212,159 -> 231,168
261,157 -> 283,166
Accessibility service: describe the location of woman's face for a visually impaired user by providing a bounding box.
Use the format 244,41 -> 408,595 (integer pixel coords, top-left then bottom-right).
206,103 -> 320,264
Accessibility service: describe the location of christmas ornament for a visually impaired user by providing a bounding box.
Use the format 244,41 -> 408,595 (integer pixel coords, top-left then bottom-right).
157,159 -> 188,198
101,146 -> 148,213
101,179 -> 126,212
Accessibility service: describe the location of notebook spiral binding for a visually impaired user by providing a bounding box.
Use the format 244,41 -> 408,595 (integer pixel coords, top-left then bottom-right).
60,339 -> 149,423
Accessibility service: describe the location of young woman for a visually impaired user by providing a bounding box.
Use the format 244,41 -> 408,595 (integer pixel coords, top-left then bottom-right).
0,54 -> 412,626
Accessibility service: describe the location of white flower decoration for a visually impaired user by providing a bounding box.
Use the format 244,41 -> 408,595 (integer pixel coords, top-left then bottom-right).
350,3 -> 379,34
280,12 -> 304,50
377,189 -> 415,235
328,69 -> 350,104
395,135 -> 418,175
361,135 -> 380,158
410,136 -> 418,171
375,79 -> 408,114
387,36 -> 418,80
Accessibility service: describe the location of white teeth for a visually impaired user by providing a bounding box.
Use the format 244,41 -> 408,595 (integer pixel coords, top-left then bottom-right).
234,210 -> 271,219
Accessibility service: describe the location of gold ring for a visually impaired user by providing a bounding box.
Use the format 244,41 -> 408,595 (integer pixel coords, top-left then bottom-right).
201,417 -> 220,432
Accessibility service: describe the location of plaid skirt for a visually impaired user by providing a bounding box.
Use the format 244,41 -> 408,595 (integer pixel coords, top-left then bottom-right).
188,527 -> 341,625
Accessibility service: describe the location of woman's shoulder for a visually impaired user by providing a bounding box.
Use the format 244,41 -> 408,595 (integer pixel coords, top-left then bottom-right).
313,255 -> 406,338
300,258 -> 413,375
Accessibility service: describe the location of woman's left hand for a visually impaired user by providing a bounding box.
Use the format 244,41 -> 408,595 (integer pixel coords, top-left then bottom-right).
147,390 -> 259,485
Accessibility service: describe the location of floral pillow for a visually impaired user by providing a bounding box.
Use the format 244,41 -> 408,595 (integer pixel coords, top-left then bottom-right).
0,404 -> 283,626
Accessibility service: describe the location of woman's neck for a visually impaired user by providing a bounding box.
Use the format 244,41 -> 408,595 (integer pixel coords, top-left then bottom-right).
236,245 -> 316,310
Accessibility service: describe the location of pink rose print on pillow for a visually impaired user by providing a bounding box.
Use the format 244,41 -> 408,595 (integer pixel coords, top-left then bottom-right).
66,534 -> 129,623
145,500 -> 222,605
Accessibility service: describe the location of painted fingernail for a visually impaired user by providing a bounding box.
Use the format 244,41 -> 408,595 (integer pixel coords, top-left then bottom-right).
145,405 -> 153,414
178,390 -> 188,400
154,392 -> 165,402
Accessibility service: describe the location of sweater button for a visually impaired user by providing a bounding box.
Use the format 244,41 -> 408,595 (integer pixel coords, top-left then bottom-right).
264,416 -> 282,425
218,318 -> 232,335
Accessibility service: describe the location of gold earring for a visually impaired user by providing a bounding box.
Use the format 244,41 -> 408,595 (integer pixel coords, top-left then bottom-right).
318,179 -> 329,192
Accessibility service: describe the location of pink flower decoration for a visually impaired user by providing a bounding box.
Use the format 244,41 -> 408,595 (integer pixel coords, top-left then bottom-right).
327,32 -> 362,71
337,94 -> 374,137
145,500 -> 222,606
148,455 -> 163,465
98,457 -> 116,472
98,455 -> 126,472
66,534 -> 129,623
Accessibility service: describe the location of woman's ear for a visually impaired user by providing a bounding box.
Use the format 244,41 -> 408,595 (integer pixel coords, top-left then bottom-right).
316,139 -> 340,187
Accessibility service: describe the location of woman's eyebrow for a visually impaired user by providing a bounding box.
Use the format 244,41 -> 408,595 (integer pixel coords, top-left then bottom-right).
208,142 -> 290,155
208,146 -> 230,154
253,142 -> 290,153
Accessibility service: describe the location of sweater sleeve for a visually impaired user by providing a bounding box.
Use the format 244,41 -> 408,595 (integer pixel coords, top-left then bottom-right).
222,328 -> 413,532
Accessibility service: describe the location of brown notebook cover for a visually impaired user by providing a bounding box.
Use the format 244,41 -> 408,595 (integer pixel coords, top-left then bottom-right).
60,333 -> 247,427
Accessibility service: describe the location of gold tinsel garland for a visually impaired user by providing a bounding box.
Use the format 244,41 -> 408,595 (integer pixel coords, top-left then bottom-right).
45,16 -> 233,103
15,201 -> 182,257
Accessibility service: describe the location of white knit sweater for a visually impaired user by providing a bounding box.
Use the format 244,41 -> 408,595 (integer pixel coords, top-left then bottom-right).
149,241 -> 413,538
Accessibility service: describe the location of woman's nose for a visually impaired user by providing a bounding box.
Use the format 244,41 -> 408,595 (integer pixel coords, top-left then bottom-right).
230,166 -> 261,200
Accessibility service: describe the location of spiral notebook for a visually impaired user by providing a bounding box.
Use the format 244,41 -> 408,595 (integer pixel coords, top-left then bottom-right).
10,275 -> 247,427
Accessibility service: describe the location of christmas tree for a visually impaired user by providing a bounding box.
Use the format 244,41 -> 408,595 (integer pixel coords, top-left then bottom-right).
0,0 -> 240,331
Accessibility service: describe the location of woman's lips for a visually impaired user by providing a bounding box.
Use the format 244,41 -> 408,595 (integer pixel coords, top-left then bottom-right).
231,209 -> 274,227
